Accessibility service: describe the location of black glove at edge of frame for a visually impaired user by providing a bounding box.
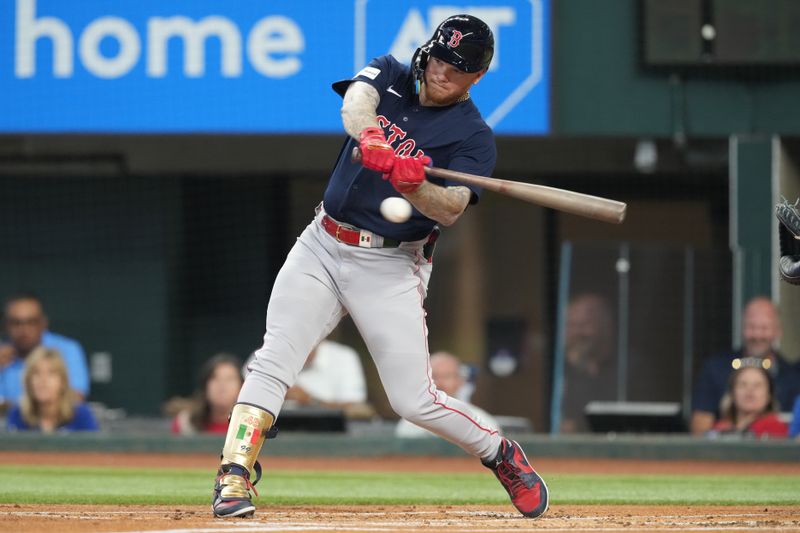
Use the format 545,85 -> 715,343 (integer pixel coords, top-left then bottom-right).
776,198 -> 800,286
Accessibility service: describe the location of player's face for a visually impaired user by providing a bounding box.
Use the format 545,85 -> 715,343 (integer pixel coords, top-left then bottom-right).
206,362 -> 243,412
421,57 -> 486,106
732,367 -> 770,416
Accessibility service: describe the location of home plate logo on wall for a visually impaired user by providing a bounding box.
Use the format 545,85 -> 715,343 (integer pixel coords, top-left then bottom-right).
354,1 -> 550,134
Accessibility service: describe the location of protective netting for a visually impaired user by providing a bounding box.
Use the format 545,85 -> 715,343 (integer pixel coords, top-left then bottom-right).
0,173 -> 292,414
551,241 -> 734,433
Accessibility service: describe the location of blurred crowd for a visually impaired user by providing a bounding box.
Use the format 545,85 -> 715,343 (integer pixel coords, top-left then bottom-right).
1,291 -> 799,441
559,293 -> 799,439
0,293 -> 97,432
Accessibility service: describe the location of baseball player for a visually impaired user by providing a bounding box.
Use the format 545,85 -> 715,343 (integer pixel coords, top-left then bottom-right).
211,15 -> 548,519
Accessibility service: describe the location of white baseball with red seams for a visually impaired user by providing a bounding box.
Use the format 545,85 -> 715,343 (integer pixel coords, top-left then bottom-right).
380,197 -> 413,223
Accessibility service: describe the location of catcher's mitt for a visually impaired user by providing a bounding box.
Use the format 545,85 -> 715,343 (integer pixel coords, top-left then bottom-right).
776,197 -> 800,285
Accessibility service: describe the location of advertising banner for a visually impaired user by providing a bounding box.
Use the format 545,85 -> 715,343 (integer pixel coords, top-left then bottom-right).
0,0 -> 549,133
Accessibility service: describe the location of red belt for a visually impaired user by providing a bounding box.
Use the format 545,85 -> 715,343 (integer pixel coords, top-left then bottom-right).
320,215 -> 401,248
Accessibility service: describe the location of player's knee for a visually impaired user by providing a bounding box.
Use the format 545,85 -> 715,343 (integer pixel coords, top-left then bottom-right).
387,395 -> 433,423
247,346 -> 298,385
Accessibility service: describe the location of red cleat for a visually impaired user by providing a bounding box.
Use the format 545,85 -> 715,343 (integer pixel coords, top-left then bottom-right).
483,439 -> 549,518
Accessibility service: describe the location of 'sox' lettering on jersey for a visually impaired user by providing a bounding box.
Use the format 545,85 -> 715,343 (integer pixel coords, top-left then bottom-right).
387,124 -> 407,145
448,30 -> 463,48
396,139 -> 417,157
376,114 -> 423,158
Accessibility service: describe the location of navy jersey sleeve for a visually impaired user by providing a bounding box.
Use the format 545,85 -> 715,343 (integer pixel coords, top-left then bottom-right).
332,55 -> 400,98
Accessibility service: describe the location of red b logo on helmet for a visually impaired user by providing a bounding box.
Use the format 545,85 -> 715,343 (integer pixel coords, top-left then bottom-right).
447,30 -> 463,48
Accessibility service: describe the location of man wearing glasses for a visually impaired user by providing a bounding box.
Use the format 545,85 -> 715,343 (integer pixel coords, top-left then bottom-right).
0,293 -> 89,410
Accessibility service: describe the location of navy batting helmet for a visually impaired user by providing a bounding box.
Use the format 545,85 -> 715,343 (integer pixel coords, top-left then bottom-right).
412,14 -> 494,81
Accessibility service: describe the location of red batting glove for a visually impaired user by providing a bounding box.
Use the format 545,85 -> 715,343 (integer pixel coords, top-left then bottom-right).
385,155 -> 431,194
359,127 -> 395,174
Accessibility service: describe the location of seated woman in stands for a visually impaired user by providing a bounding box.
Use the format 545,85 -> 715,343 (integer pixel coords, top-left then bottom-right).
6,347 -> 98,432
171,353 -> 243,435
710,363 -> 788,439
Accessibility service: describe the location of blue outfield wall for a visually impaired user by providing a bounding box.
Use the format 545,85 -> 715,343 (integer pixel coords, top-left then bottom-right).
0,0 -> 550,134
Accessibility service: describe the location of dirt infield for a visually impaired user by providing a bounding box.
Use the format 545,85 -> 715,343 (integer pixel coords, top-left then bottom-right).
2,504 -> 799,533
2,453 -> 800,532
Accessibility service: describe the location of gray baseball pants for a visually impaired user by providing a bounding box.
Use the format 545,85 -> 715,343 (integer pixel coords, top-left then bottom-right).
239,207 -> 502,460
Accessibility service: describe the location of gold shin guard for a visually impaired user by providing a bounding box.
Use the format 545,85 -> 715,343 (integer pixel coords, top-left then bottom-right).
220,403 -> 275,476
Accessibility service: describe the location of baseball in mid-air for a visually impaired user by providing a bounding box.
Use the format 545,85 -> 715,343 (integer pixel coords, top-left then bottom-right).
380,197 -> 413,223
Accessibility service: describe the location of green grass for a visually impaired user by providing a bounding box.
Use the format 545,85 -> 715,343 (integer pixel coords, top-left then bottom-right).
0,465 -> 798,506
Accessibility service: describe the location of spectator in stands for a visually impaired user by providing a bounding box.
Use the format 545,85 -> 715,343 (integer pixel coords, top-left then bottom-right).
0,293 -> 89,410
691,296 -> 800,435
709,364 -> 788,439
246,339 -> 373,418
171,353 -> 244,435
560,293 -> 618,433
790,395 -> 800,439
6,347 -> 98,432
396,351 -> 498,438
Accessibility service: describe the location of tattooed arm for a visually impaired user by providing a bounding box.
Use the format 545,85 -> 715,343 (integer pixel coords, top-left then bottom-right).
341,82 -> 382,139
342,81 -> 476,226
404,183 -> 472,226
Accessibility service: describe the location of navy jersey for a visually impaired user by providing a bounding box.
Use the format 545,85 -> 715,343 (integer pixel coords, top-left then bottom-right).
323,55 -> 496,242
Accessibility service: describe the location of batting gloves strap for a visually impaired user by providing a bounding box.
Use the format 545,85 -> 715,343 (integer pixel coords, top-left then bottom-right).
385,155 -> 431,194
359,127 -> 395,174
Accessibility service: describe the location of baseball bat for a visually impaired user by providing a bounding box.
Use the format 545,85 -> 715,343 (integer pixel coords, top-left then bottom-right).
352,148 -> 627,224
